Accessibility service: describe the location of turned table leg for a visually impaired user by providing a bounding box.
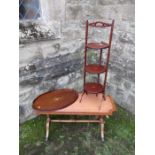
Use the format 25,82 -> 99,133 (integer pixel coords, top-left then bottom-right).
45,115 -> 50,141
100,116 -> 104,142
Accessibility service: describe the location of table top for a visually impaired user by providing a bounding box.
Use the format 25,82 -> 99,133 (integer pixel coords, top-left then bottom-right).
32,89 -> 78,111
33,93 -> 116,116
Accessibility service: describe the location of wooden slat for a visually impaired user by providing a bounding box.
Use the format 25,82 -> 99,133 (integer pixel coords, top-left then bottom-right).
50,119 -> 100,123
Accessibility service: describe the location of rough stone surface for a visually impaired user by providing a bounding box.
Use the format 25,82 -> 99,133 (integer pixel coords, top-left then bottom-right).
19,0 -> 135,122
97,0 -> 134,5
66,0 -> 96,5
19,21 -> 61,44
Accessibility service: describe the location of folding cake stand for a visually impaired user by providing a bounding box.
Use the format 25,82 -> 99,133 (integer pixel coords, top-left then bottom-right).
80,20 -> 114,102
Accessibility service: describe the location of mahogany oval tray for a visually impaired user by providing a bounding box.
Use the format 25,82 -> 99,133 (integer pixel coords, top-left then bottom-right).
33,89 -> 78,111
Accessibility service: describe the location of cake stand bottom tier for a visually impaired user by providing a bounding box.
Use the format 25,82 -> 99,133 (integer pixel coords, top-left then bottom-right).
84,82 -> 104,94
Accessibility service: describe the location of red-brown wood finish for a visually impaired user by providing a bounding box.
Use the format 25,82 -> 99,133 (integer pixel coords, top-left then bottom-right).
85,64 -> 107,74
86,42 -> 109,49
82,20 -> 114,100
84,82 -> 103,93
32,89 -> 78,111
88,21 -> 112,28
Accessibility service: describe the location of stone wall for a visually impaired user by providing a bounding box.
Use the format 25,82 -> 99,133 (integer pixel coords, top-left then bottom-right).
19,0 -> 135,123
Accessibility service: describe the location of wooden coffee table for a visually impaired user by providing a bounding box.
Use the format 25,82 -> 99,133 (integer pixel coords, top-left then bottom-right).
33,89 -> 116,141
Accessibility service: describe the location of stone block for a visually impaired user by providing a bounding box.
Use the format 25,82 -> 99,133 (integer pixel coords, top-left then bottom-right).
131,83 -> 135,94
59,40 -> 84,55
62,28 -> 84,41
66,5 -> 83,20
112,42 -> 124,57
19,21 -> 61,44
19,45 -> 44,67
66,78 -> 83,92
96,0 -> 134,6
38,79 -> 57,92
106,84 -> 116,95
19,104 -> 34,123
126,93 -> 135,113
19,86 -> 36,123
109,59 -> 135,83
123,44 -> 135,60
112,74 -> 124,85
66,0 -> 96,5
20,75 -> 43,86
45,0 -> 65,21
68,71 -> 83,83
119,31 -> 135,44
111,42 -> 135,63
62,30 -> 75,41
123,80 -> 132,90
94,5 -> 134,21
126,70 -> 135,82
114,88 -> 128,107
38,41 -> 62,59
66,4 -> 95,21
57,75 -> 70,87
19,86 -> 35,105
116,20 -> 135,33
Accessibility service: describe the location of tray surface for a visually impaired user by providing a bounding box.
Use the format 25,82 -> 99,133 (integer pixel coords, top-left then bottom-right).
33,89 -> 78,111
84,82 -> 103,93
86,42 -> 109,49
85,64 -> 106,74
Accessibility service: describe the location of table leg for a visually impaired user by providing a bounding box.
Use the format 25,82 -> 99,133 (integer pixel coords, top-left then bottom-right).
100,117 -> 104,142
45,115 -> 50,141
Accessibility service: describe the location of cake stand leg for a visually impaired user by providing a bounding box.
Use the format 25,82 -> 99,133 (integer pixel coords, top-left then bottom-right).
79,91 -> 85,103
102,93 -> 106,100
45,115 -> 50,141
100,117 -> 104,142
